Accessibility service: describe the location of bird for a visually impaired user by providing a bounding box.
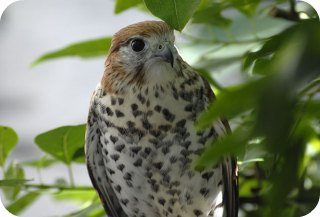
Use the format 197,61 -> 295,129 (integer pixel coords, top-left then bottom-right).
85,20 -> 238,217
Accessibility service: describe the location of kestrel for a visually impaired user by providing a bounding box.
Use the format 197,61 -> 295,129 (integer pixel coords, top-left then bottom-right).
85,21 -> 238,217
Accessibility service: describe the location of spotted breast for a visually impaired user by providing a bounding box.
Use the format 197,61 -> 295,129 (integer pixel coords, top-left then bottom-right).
85,20 -> 238,217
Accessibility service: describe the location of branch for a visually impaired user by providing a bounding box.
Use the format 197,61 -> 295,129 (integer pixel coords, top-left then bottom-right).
298,78 -> 320,97
270,0 -> 300,22
24,183 -> 93,191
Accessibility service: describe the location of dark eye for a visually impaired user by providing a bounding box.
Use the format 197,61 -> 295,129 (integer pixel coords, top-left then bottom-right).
131,39 -> 145,52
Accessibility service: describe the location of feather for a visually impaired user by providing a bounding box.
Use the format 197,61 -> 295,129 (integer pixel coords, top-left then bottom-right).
86,103 -> 128,217
86,20 -> 239,217
201,75 -> 239,217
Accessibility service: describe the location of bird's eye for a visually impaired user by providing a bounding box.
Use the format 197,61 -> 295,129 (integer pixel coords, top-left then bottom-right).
131,39 -> 145,52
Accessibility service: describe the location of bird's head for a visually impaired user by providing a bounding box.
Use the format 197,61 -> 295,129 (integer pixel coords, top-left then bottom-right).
102,21 -> 184,94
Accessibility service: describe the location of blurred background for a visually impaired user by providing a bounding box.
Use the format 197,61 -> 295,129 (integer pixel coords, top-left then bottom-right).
0,0 -> 151,216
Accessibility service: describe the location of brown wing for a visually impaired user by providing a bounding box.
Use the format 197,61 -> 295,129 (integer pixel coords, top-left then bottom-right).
222,156 -> 239,217
86,100 -> 128,217
202,77 -> 239,217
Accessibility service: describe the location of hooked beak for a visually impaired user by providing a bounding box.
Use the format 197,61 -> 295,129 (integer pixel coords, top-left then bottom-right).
153,44 -> 174,67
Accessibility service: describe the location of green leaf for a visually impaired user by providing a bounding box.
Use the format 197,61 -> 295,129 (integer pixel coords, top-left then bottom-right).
2,161 -> 25,201
303,100 -> 320,118
243,20 -> 320,80
52,189 -> 96,204
144,0 -> 201,31
195,126 -> 252,169
192,4 -> 231,27
240,138 -> 267,162
72,147 -> 85,163
196,68 -> 225,91
196,78 -> 268,129
35,124 -> 86,165
114,0 -> 143,13
23,155 -> 57,168
239,178 -> 264,197
0,126 -> 18,167
54,178 -> 69,186
85,207 -> 106,217
251,57 -> 273,75
6,191 -> 41,215
242,38 -> 277,71
295,187 -> 320,216
230,0 -> 261,15
32,37 -> 112,66
64,202 -> 105,217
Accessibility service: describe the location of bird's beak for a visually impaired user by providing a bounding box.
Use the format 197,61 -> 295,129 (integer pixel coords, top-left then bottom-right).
154,44 -> 174,67
163,45 -> 174,67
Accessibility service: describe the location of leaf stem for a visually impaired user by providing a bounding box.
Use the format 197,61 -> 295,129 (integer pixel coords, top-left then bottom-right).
270,0 -> 300,22
298,78 -> 320,98
62,197 -> 102,217
67,164 -> 75,187
290,86 -> 319,139
24,183 -> 92,191
289,0 -> 296,15
37,167 -> 43,184
61,128 -> 75,187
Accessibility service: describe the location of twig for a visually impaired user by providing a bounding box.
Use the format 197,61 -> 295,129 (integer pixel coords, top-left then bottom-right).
269,0 -> 300,22
298,78 -> 320,98
67,164 -> 75,187
289,0 -> 297,15
24,183 -> 93,191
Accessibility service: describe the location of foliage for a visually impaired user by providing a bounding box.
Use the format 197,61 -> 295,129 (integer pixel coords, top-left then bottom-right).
31,37 -> 112,67
35,124 -> 86,165
0,126 -> 18,167
1,0 -> 320,217
144,0 -> 201,31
